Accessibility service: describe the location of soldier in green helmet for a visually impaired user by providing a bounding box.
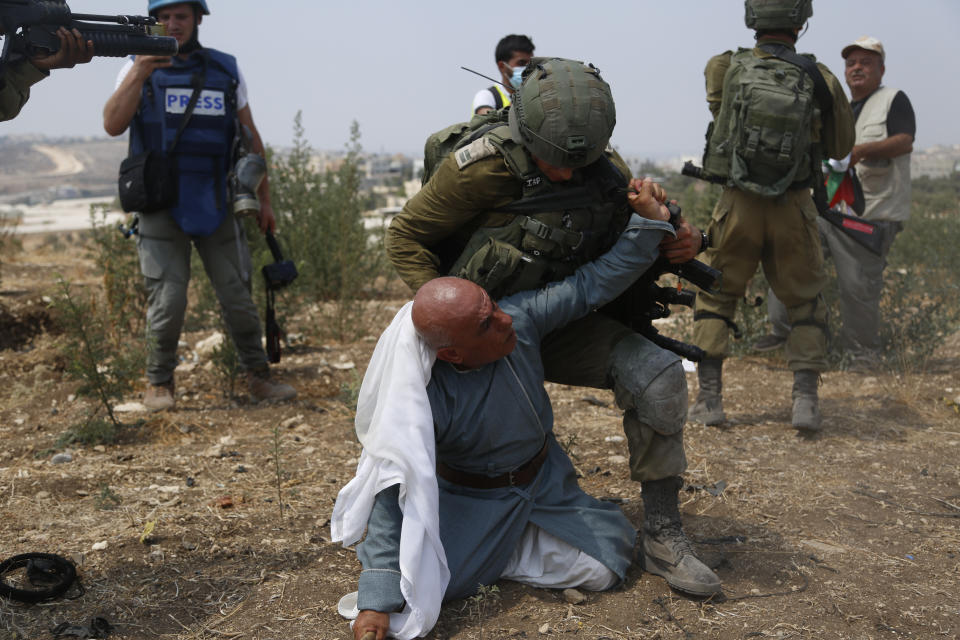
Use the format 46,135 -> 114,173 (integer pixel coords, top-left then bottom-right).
690,0 -> 854,432
387,57 -> 721,598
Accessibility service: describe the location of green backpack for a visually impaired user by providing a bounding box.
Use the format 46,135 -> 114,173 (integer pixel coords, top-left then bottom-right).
703,47 -> 819,197
421,110 -> 508,186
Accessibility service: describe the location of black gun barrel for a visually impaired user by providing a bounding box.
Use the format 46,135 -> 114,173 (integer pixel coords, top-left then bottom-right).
72,13 -> 155,25
639,327 -> 707,363
681,161 -> 727,186
666,259 -> 722,294
72,20 -> 176,56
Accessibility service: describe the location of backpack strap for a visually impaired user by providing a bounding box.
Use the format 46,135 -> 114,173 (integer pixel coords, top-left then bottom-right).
483,124 -> 543,193
757,43 -> 833,120
489,85 -> 505,110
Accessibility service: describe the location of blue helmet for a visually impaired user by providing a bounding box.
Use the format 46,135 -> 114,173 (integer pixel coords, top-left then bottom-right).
148,0 -> 210,16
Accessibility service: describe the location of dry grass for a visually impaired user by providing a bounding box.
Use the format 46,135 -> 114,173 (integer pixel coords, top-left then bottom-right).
0,234 -> 958,639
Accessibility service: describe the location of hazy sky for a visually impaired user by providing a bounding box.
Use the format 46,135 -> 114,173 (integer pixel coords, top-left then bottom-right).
3,0 -> 959,158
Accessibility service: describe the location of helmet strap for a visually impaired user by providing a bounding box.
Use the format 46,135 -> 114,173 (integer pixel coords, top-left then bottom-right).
178,24 -> 201,54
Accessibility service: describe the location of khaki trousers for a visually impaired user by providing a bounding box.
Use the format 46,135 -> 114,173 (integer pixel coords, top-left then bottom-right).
693,188 -> 828,371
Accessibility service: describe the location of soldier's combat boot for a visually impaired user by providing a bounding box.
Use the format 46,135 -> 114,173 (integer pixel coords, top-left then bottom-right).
641,476 -> 722,596
247,368 -> 297,403
792,369 -> 821,431
689,358 -> 725,426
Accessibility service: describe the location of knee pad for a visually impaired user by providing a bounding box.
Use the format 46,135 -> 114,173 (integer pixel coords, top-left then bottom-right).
609,334 -> 687,436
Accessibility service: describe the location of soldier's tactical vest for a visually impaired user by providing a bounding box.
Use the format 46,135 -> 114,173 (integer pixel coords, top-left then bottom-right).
130,48 -> 238,237
855,86 -> 911,223
445,124 -> 631,299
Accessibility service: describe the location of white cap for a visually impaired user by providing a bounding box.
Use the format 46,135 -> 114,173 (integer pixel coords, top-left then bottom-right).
842,36 -> 885,62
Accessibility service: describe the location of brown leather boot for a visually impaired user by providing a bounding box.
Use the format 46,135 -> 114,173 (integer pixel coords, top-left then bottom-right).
143,380 -> 175,412
247,368 -> 297,403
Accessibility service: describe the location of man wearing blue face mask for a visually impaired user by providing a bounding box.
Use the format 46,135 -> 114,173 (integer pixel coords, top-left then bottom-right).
471,34 -> 534,116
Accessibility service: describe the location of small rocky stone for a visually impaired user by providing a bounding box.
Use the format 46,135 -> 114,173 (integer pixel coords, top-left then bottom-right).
331,361 -> 356,370
607,454 -> 628,464
186,477 -> 195,487
538,623 -> 550,634
562,588 -> 587,604
181,539 -> 197,551
154,485 -> 180,494
51,453 -> 72,464
235,465 -> 246,473
93,445 -> 106,453
36,491 -> 50,499
202,443 -> 224,458
92,540 -> 108,551
281,414 -> 304,429
115,402 -> 147,413
603,435 -> 624,443
195,332 -> 225,358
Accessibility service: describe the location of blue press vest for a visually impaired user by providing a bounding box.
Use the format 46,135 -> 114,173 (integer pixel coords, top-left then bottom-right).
130,48 -> 238,236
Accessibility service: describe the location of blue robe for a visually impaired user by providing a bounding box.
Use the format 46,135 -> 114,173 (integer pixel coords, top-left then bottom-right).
357,216 -> 675,611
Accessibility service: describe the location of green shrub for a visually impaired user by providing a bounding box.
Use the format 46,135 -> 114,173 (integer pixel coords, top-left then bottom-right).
0,209 -> 22,287
88,205 -> 148,335
269,113 -> 394,341
52,276 -> 146,436
210,325 -> 241,399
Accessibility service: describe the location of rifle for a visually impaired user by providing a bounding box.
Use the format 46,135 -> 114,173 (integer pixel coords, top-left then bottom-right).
602,201 -> 722,363
262,232 -> 298,364
0,0 -> 177,76
681,161 -> 884,256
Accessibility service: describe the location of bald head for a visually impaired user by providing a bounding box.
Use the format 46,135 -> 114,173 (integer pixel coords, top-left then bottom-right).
412,277 -> 479,349
412,277 -> 517,368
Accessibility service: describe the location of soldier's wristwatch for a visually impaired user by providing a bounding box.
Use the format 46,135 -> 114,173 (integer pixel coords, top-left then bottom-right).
698,230 -> 710,254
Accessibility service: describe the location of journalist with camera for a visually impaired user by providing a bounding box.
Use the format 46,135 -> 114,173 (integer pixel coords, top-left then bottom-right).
103,0 -> 295,411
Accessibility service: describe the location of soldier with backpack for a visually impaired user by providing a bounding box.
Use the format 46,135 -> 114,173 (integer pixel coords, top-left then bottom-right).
689,0 -> 854,432
388,57 -> 721,597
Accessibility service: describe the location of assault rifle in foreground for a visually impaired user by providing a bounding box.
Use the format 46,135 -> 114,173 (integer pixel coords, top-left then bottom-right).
681,161 -> 884,255
602,201 -> 722,363
0,0 -> 177,74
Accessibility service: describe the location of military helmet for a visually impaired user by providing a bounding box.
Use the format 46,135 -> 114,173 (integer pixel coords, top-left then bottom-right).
508,57 -> 616,169
744,0 -> 812,30
148,0 -> 210,16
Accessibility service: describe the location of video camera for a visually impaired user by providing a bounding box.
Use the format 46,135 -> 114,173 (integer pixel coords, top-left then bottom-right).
0,0 -> 177,70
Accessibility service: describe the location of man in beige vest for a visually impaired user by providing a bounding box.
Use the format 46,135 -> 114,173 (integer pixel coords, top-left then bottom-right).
756,36 -> 915,372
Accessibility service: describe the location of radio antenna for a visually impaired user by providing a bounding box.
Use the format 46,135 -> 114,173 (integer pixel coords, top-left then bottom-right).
460,66 -> 509,90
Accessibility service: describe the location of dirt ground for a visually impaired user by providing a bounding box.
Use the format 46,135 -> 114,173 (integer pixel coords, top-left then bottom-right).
0,233 -> 958,640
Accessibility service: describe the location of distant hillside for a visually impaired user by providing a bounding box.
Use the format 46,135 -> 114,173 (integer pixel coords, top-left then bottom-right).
0,135 -> 126,204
